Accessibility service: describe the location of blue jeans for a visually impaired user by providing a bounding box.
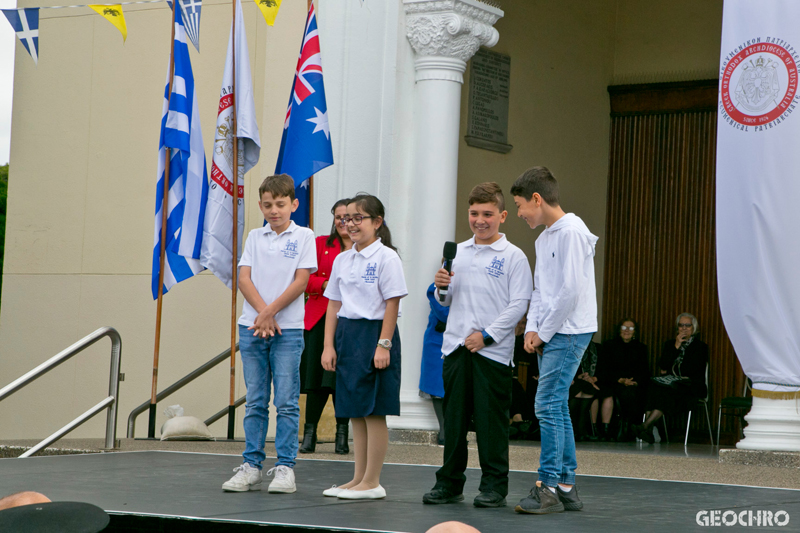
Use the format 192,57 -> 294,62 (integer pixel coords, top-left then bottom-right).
238,325 -> 303,470
535,332 -> 593,487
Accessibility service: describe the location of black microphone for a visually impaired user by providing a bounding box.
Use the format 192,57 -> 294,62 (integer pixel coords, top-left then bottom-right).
439,241 -> 458,302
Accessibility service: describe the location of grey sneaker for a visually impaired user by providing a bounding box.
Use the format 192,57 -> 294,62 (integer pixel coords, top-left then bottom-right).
222,463 -> 262,492
515,482 -> 565,514
267,465 -> 296,494
556,485 -> 583,511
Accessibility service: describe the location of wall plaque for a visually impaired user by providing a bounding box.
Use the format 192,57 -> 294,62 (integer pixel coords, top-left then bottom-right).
465,47 -> 512,154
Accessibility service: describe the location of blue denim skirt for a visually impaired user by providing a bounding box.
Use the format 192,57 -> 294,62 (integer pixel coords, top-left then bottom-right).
334,318 -> 401,418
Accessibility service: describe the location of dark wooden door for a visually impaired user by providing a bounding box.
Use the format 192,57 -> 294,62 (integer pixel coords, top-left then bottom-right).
603,81 -> 745,444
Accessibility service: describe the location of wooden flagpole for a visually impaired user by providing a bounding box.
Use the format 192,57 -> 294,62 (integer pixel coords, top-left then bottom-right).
228,0 -> 239,440
149,0 -> 178,439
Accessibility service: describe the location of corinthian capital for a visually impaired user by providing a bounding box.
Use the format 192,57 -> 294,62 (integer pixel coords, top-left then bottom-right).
405,0 -> 503,82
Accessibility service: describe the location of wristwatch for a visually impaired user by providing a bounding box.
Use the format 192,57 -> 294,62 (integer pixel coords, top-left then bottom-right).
481,330 -> 495,346
377,339 -> 392,349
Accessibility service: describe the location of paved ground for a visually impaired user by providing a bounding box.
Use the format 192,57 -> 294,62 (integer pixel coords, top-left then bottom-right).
2,437 -> 798,491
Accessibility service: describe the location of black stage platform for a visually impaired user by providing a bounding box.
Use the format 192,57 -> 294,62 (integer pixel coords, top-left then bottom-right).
1,451 -> 799,532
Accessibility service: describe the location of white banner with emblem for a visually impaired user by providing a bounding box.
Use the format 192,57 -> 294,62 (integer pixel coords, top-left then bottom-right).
716,0 -> 800,397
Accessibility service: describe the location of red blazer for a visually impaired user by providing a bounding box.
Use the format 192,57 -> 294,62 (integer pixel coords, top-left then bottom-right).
304,235 -> 343,330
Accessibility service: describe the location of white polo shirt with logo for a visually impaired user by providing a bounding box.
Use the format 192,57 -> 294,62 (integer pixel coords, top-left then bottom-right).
324,238 -> 408,320
438,234 -> 533,365
238,221 -> 317,330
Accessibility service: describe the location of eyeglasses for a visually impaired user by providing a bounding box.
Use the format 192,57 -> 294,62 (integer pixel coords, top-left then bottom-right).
678,323 -> 693,328
620,326 -> 635,331
340,215 -> 373,226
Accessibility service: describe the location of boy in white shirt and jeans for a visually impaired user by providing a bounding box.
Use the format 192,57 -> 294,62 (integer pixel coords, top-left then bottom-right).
511,166 -> 598,514
222,174 -> 317,494
423,183 -> 532,508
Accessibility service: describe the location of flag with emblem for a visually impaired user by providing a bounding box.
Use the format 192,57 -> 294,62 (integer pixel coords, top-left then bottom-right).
200,0 -> 261,289
254,0 -> 282,26
716,0 -> 800,394
89,4 -> 128,43
275,2 -> 333,227
2,8 -> 39,65
152,5 -> 209,298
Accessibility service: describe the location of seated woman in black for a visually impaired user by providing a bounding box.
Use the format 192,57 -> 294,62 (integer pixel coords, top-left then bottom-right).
568,341 -> 601,441
596,318 -> 649,441
634,313 -> 709,444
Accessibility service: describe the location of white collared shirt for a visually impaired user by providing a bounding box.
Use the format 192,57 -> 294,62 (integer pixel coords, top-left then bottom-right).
438,234 -> 533,365
238,221 -> 317,329
324,238 -> 408,320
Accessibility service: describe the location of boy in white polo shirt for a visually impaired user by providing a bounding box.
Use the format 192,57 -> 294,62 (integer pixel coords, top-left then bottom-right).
222,174 -> 317,494
423,183 -> 532,509
511,166 -> 598,515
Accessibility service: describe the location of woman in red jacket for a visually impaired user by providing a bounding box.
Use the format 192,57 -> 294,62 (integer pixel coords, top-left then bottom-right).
300,199 -> 353,454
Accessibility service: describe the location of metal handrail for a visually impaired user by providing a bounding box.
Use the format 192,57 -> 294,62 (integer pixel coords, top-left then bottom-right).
204,395 -> 246,427
126,344 -> 238,438
0,327 -> 123,457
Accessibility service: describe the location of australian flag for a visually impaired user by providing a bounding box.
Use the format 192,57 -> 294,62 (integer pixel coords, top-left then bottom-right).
274,3 -> 333,227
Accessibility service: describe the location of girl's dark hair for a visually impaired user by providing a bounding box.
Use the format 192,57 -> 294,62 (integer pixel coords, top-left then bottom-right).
617,317 -> 640,340
349,193 -> 398,253
326,198 -> 351,249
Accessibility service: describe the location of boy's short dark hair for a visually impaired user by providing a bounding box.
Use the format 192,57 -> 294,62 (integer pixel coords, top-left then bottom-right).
510,166 -> 560,206
468,182 -> 505,212
258,174 -> 295,201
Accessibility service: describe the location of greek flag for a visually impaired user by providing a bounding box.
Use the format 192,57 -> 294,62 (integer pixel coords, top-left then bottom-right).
168,0 -> 202,52
152,6 -> 209,299
2,8 -> 39,65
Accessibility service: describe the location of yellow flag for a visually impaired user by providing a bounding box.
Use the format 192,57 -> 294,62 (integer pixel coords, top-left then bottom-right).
254,0 -> 282,26
89,4 -> 128,43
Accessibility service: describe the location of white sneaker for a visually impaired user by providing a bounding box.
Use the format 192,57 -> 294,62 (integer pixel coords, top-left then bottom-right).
222,463 -> 262,492
267,465 -> 296,494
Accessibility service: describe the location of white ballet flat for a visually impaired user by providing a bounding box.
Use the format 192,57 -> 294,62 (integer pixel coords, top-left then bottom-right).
323,485 -> 345,497
337,485 -> 386,500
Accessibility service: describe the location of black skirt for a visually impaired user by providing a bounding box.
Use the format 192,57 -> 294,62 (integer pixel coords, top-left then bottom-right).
334,317 -> 401,418
300,317 -> 337,393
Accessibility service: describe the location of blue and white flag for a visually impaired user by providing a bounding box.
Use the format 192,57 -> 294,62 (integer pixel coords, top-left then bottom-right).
2,8 -> 39,65
152,5 -> 209,299
275,3 -> 333,227
167,0 -> 201,52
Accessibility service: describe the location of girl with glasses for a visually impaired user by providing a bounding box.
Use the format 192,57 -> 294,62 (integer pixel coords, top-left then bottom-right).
320,194 -> 407,500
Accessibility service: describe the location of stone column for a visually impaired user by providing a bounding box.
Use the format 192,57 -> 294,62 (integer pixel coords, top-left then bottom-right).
737,393 -> 800,452
391,0 -> 503,431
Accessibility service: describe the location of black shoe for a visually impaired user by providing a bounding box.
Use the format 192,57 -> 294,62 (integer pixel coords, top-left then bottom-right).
299,423 -> 317,454
633,424 -> 655,444
602,423 -> 615,442
515,482 -> 565,514
335,423 -> 349,455
473,490 -> 506,508
556,485 -> 583,511
422,488 -> 464,505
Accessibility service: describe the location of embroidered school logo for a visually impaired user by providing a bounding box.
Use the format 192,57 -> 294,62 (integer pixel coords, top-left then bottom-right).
720,37 -> 799,131
486,256 -> 505,278
282,239 -> 299,259
362,262 -> 378,284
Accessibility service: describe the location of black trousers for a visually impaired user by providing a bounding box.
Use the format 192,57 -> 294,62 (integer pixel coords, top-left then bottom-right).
434,346 -> 512,497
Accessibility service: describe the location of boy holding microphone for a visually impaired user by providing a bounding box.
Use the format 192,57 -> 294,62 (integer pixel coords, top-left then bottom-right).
423,182 -> 532,508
